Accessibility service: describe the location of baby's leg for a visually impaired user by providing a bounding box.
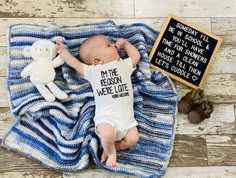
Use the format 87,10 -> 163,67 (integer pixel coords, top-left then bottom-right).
115,127 -> 139,151
96,123 -> 117,167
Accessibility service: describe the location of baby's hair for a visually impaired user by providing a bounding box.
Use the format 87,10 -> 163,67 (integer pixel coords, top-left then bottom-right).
78,35 -> 103,64
78,39 -> 88,64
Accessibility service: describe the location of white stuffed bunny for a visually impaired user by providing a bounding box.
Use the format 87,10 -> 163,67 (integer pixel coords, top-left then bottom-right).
21,39 -> 68,102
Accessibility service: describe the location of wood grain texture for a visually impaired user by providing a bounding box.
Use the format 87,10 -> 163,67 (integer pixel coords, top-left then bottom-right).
212,46 -> 236,74
169,135 -> 208,166
0,47 -> 7,76
204,74 -> 236,103
0,104 -> 234,139
0,172 -> 62,178
207,135 -> 236,166
135,0 -> 236,18
0,0 -> 235,177
212,18 -> 236,45
0,135 -> 209,177
0,18 -> 211,47
176,104 -> 236,135
64,166 -> 236,178
0,147 -> 62,177
163,166 -> 236,178
1,73 -> 235,105
0,77 -> 9,107
0,0 -> 134,18
2,44 -> 235,75
64,171 -> 135,178
0,108 -> 14,139
176,74 -> 236,104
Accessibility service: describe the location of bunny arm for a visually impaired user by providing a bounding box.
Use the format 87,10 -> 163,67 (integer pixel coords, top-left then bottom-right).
21,63 -> 34,78
52,55 -> 65,68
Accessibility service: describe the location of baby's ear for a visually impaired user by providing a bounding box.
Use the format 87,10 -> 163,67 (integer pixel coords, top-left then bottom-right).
93,58 -> 104,65
23,46 -> 32,57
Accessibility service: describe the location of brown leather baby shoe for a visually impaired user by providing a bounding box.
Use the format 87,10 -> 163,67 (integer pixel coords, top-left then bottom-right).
187,100 -> 214,124
178,89 -> 205,114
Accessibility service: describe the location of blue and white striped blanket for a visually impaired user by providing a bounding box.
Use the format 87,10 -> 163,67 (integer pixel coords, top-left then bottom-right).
3,21 -> 179,178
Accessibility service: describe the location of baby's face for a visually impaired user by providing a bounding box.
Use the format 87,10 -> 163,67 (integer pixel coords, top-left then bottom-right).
91,35 -> 120,63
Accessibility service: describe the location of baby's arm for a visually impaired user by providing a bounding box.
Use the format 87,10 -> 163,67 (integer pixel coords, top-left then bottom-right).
55,40 -> 84,76
52,55 -> 64,68
115,39 -> 140,67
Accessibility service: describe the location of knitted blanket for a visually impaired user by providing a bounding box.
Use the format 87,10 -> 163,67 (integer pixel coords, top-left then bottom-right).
2,20 -> 179,178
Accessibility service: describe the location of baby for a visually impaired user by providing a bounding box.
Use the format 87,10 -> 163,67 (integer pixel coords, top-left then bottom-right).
55,35 -> 140,167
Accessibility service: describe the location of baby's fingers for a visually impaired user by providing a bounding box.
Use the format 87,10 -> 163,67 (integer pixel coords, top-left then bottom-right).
55,41 -> 63,53
115,38 -> 126,49
115,41 -> 122,49
56,40 -> 64,48
55,44 -> 60,51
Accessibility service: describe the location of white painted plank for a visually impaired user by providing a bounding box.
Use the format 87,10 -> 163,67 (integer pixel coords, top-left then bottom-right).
163,166 -> 236,178
0,77 -> 9,107
0,0 -> 134,18
64,170 -> 136,178
211,46 -> 236,74
0,108 -> 14,139
212,18 -> 236,45
204,74 -> 236,103
0,47 -> 8,76
64,166 -> 236,178
135,0 -> 236,18
176,104 -> 236,135
0,172 -> 62,178
176,73 -> 236,104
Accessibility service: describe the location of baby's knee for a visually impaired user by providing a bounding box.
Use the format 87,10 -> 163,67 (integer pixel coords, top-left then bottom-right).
96,123 -> 116,142
133,133 -> 140,144
128,132 -> 139,146
100,131 -> 115,142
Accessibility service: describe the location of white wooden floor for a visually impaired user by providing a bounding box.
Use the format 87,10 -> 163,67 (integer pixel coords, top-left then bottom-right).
0,0 -> 236,178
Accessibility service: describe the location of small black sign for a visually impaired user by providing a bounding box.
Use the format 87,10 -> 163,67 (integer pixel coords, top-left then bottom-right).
149,14 -> 223,88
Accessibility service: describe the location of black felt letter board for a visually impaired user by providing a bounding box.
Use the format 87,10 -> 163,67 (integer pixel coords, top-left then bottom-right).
149,14 -> 223,88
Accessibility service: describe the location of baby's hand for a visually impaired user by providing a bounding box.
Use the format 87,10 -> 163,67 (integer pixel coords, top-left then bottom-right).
55,40 -> 65,54
115,38 -> 127,49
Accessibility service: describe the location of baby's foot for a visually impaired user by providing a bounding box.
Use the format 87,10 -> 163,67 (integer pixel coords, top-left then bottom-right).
101,150 -> 108,163
106,153 -> 117,167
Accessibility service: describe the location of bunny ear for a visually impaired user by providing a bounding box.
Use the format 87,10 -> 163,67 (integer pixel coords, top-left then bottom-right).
23,46 -> 32,57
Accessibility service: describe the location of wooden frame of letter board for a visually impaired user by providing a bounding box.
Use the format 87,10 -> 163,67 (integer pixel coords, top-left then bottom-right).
149,14 -> 223,89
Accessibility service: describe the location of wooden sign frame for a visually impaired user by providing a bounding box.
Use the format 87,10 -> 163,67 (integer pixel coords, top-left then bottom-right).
149,14 -> 223,88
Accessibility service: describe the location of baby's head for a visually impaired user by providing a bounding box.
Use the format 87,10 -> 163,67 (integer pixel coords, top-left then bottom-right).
78,35 -> 120,65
